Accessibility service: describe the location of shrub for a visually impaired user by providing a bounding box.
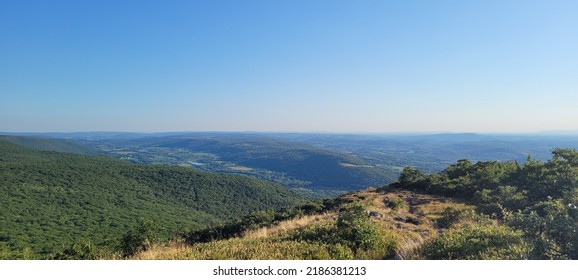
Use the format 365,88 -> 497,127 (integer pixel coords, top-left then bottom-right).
120,220 -> 161,257
335,204 -> 397,258
387,198 -> 405,211
243,209 -> 276,230
399,166 -> 425,184
435,207 -> 465,229
419,225 -> 530,260
291,204 -> 398,259
299,201 -> 325,214
51,241 -> 99,260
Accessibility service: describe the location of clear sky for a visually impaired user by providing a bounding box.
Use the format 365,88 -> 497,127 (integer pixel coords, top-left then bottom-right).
1,0 -> 577,133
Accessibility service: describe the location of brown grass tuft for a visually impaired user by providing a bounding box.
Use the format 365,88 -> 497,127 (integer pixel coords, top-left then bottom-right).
242,213 -> 335,239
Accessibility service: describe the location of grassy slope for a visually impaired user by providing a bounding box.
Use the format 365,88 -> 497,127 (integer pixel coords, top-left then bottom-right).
0,140 -> 305,258
132,188 -> 476,260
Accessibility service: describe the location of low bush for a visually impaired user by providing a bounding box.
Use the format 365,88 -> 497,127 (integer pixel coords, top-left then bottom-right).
387,198 -> 405,211
419,225 -> 530,260
289,204 -> 398,259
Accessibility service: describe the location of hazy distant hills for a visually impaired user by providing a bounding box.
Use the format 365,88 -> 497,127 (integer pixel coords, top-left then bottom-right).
3,132 -> 577,196
0,133 -> 402,195
0,139 -> 305,258
270,133 -> 578,173
156,135 -> 399,192
0,136 -> 99,155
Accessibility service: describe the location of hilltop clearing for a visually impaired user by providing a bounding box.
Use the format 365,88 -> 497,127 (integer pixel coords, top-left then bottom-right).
132,188 -> 501,260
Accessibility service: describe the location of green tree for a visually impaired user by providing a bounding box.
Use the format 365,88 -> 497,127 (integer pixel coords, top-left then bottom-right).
119,220 -> 160,258
506,198 -> 578,259
443,159 -> 473,179
51,241 -> 99,260
399,166 -> 425,184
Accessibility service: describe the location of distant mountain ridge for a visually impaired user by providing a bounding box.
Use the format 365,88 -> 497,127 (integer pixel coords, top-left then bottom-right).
0,135 -> 99,154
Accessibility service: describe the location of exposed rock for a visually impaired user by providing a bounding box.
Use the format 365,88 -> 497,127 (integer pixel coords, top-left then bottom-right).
368,211 -> 383,219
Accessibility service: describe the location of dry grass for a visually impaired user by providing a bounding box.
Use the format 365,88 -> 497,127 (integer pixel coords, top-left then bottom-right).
339,188 -> 476,259
131,240 -> 191,260
132,239 -> 348,260
242,213 -> 335,239
393,236 -> 425,259
414,199 -> 471,220
133,187 -> 476,260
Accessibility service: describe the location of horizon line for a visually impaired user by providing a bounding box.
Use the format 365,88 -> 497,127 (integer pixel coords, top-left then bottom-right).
2,130 -> 578,136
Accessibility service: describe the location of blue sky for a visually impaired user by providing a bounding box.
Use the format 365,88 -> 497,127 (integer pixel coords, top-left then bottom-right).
1,0 -> 577,133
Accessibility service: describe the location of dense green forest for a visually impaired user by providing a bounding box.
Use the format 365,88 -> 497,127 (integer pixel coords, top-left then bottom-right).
0,140 -> 305,259
392,148 -> 578,259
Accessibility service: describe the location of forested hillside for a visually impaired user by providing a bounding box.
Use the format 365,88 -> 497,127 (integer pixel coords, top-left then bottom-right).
0,140 -> 305,259
0,136 -> 98,154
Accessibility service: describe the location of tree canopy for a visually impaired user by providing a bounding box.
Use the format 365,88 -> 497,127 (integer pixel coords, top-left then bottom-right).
0,140 -> 305,259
